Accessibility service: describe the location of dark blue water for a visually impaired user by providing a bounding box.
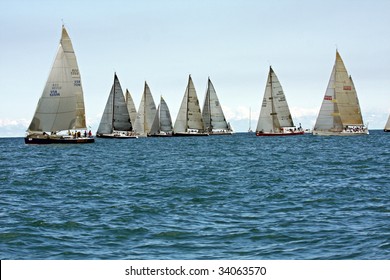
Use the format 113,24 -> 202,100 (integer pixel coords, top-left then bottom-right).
1,132 -> 389,259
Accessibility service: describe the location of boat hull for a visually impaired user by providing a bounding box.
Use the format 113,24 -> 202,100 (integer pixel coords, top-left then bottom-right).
96,134 -> 138,139
173,132 -> 209,137
384,129 -> 390,132
25,136 -> 94,144
312,130 -> 369,136
148,134 -> 173,137
256,131 -> 304,136
208,131 -> 234,136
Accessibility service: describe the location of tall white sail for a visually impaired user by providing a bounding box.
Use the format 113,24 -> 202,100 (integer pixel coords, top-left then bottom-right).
125,89 -> 138,127
28,26 -> 87,133
97,73 -> 131,134
202,78 -> 230,132
150,96 -> 173,135
133,82 -> 157,135
256,67 -> 294,133
314,51 -> 367,135
174,75 -> 205,133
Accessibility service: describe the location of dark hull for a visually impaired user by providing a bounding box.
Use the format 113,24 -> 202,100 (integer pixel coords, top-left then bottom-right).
25,136 -> 94,144
384,129 -> 390,132
256,131 -> 304,137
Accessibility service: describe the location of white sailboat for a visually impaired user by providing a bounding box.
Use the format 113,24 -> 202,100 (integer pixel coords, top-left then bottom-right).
202,78 -> 233,135
25,25 -> 94,144
149,96 -> 173,137
133,82 -> 157,137
173,75 -> 208,136
256,66 -> 304,136
125,89 -> 138,128
384,114 -> 390,132
313,51 -> 368,136
96,73 -> 137,138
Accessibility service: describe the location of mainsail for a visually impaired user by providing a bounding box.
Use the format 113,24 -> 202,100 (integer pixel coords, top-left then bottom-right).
150,96 -> 173,135
133,82 -> 157,135
28,26 -> 87,133
174,75 -> 205,133
384,114 -> 390,132
125,89 -> 138,127
313,51 -> 367,135
97,73 -> 132,134
202,78 -> 231,132
256,66 -> 294,133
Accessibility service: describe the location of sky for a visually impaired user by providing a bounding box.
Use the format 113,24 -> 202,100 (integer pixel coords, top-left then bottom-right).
1,0 -> 390,136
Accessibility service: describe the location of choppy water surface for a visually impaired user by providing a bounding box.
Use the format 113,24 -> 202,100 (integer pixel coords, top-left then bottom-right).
1,131 -> 389,259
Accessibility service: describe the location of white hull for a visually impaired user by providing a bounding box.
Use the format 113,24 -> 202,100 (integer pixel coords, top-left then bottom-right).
313,129 -> 369,136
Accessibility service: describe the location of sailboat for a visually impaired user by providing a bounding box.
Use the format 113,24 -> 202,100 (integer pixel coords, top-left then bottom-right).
96,73 -> 137,138
25,26 -> 94,144
125,89 -> 138,128
256,66 -> 304,136
313,51 -> 368,136
248,107 -> 253,133
173,75 -> 208,136
384,113 -> 390,132
149,96 -> 173,137
133,82 -> 157,137
202,78 -> 233,135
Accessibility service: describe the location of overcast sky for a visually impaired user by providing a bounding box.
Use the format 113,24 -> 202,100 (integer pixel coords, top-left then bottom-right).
1,0 -> 389,136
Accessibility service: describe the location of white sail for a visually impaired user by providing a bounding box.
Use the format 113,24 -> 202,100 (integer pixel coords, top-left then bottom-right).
125,89 -> 138,127
28,26 -> 87,133
150,96 -> 173,135
202,78 -> 231,132
133,82 -> 157,135
256,67 -> 294,133
97,73 -> 131,134
385,114 -> 390,131
174,75 -> 205,133
314,51 -> 367,135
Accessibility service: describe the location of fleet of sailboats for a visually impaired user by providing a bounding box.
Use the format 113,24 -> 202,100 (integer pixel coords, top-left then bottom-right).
202,78 -> 233,135
256,66 -> 304,136
96,73 -> 137,138
313,51 -> 368,136
25,26 -> 94,144
25,26 -> 390,142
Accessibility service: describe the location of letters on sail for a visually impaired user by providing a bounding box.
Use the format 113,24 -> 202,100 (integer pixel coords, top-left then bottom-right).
25,25 -> 94,144
313,51 -> 368,136
255,66 -> 303,136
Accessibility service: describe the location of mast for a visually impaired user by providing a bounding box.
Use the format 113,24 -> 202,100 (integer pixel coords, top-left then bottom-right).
112,73 -> 116,132
186,77 -> 190,131
249,107 -> 251,131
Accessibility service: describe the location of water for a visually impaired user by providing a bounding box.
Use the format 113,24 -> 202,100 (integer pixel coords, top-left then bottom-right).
1,132 -> 389,259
